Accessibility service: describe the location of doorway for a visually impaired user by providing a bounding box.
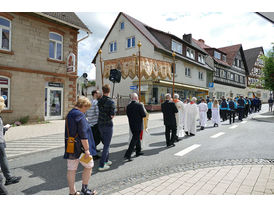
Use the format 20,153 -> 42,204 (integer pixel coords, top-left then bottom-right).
45,84 -> 63,120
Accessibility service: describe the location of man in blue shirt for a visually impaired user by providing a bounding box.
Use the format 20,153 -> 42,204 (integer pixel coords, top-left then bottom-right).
228,98 -> 236,124
220,98 -> 228,122
237,95 -> 245,121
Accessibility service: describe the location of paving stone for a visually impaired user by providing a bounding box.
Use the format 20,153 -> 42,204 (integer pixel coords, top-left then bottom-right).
251,191 -> 264,195
238,185 -> 253,193
253,185 -> 266,193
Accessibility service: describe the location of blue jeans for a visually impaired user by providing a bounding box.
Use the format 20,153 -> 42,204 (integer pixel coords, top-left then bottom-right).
98,125 -> 113,168
0,143 -> 12,180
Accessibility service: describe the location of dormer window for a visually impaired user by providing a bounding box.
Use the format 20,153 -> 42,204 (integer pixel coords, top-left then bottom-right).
186,47 -> 195,59
222,55 -> 226,62
198,54 -> 205,64
171,40 -> 182,54
120,22 -> 124,30
214,51 -> 221,60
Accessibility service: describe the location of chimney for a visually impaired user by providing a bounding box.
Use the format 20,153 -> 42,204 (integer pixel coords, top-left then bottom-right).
198,39 -> 205,44
183,33 -> 192,44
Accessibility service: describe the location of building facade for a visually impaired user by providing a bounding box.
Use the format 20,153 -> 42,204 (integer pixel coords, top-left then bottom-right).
92,12 -> 214,110
0,12 -> 90,123
244,47 -> 270,102
194,39 -> 249,99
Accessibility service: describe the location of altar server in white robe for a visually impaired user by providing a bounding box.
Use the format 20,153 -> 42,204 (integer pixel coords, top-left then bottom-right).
184,97 -> 199,136
173,94 -> 185,138
198,99 -> 208,130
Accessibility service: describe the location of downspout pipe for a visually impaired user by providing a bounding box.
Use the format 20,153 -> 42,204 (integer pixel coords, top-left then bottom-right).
77,31 -> 90,44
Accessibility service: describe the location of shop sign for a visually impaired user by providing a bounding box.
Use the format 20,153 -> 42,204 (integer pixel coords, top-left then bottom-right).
48,82 -> 63,88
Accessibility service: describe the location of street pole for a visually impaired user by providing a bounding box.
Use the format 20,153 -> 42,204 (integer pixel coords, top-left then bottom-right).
99,49 -> 104,88
172,51 -> 176,99
138,41 -> 142,100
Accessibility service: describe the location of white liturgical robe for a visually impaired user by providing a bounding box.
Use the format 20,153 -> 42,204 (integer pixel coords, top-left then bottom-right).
198,102 -> 208,127
184,103 -> 199,135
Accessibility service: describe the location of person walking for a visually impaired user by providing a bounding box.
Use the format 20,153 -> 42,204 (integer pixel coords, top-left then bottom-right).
64,96 -> 96,195
207,99 -> 212,120
86,90 -> 101,160
184,97 -> 199,136
97,84 -> 115,171
0,96 -> 22,187
220,98 -> 228,122
161,93 -> 178,147
174,94 -> 185,139
124,93 -> 146,161
237,95 -> 245,121
228,98 -> 236,124
244,97 -> 249,118
198,99 -> 208,130
268,97 -> 273,112
0,174 -> 8,195
212,99 -> 221,127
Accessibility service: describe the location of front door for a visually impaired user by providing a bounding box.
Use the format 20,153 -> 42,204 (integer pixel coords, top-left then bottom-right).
45,86 -> 63,120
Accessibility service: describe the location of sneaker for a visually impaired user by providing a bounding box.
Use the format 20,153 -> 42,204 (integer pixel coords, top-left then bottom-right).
5,176 -> 22,186
81,188 -> 96,195
105,160 -> 112,166
98,164 -> 110,171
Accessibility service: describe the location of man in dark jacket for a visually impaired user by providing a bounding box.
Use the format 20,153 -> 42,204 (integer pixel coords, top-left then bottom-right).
237,95 -> 245,121
124,93 -> 146,161
97,84 -> 115,171
161,93 -> 178,147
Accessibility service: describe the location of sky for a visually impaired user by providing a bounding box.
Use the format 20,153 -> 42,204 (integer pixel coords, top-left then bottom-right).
76,12 -> 274,80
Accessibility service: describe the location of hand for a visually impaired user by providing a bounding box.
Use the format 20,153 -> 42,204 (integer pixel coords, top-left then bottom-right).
84,150 -> 90,158
4,124 -> 11,129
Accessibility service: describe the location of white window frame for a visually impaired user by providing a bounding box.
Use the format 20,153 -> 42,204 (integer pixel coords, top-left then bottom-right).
109,41 -> 117,53
185,67 -> 191,77
198,53 -> 205,64
0,16 -> 12,51
0,76 -> 11,110
120,22 -> 125,30
186,47 -> 195,59
171,39 -> 182,54
126,36 -> 135,49
49,32 -> 63,61
198,71 -> 204,80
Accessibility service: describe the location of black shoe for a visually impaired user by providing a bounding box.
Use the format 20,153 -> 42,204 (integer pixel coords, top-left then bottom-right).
136,152 -> 144,157
81,188 -> 96,195
96,149 -> 101,153
124,156 -> 132,162
93,155 -> 101,160
5,176 -> 21,186
200,126 -> 204,130
168,143 -> 175,148
190,133 -> 195,136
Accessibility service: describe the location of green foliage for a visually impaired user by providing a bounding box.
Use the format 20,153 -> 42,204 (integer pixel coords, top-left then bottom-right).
262,44 -> 274,91
19,116 -> 30,125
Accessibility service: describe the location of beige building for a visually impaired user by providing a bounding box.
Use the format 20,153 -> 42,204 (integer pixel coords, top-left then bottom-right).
92,12 -> 214,111
0,12 -> 91,123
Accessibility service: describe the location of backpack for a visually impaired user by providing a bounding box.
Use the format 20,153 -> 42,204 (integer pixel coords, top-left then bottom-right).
221,101 -> 227,108
229,101 -> 235,110
238,99 -> 244,107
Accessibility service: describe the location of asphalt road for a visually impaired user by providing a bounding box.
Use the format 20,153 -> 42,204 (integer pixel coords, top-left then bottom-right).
5,105 -> 274,195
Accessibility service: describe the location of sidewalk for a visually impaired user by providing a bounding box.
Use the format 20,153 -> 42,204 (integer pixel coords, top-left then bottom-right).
5,112 -> 163,142
252,111 -> 274,123
112,164 -> 274,195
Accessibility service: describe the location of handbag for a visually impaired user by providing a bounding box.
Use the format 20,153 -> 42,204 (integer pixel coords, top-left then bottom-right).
65,117 -> 84,155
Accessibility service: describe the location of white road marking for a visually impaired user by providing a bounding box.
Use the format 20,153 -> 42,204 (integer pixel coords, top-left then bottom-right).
174,144 -> 201,157
241,121 -> 247,124
229,125 -> 239,129
210,132 -> 225,138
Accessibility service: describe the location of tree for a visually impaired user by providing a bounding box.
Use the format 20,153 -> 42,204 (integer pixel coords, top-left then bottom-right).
261,44 -> 274,93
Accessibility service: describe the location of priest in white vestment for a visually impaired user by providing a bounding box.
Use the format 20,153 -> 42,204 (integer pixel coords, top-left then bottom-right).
198,99 -> 208,130
173,94 -> 185,138
184,97 -> 199,136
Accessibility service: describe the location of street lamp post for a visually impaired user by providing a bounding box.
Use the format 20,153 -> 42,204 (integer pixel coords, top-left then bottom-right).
138,41 -> 142,99
99,49 -> 104,87
172,51 -> 176,98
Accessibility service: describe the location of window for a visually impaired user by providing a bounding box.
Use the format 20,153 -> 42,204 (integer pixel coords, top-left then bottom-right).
222,55 -> 226,62
198,54 -> 205,64
235,74 -> 239,82
109,41 -> 117,53
215,68 -> 220,77
171,40 -> 182,54
198,71 -> 203,80
214,51 -> 221,59
49,32 -> 63,60
185,67 -> 191,77
0,76 -> 10,109
0,17 -> 11,51
230,73 -> 234,80
126,36 -> 135,48
239,60 -> 242,68
186,47 -> 195,59
120,22 -> 124,30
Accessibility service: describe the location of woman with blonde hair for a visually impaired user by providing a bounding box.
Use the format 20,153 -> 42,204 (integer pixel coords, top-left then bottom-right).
0,96 -> 21,195
212,99 -> 221,127
64,96 -> 96,195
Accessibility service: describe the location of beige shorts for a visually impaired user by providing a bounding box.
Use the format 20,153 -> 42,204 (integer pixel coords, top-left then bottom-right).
67,159 -> 94,171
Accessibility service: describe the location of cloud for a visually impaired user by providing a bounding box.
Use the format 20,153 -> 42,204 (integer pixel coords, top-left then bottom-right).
75,12 -> 274,80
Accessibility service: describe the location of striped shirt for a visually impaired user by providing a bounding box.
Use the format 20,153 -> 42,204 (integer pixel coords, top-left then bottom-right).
86,99 -> 99,127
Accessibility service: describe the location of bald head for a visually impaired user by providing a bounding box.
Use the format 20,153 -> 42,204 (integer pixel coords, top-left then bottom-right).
165,93 -> 171,100
131,93 -> 139,101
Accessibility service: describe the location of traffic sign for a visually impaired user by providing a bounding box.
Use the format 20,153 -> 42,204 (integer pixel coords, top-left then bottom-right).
130,85 -> 138,90
209,82 -> 214,88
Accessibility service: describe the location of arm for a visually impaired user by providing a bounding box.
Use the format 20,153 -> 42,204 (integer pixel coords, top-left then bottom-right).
173,103 -> 178,113
139,104 -> 146,118
77,117 -> 91,158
